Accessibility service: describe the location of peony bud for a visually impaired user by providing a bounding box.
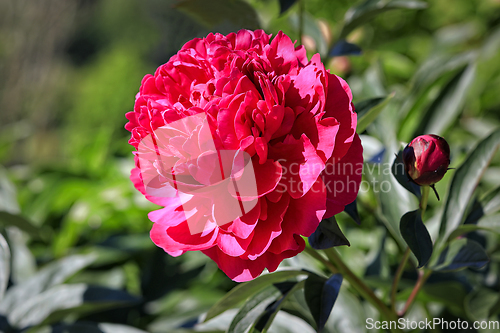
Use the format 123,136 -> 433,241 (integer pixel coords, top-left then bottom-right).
402,134 -> 450,186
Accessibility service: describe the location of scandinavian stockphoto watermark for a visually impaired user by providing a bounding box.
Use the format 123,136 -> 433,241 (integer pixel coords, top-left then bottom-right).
136,113 -> 400,234
366,318 -> 500,331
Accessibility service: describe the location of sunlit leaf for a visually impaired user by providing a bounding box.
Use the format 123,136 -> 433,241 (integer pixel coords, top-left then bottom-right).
340,0 -> 427,39
205,270 -> 307,321
356,93 -> 394,133
0,254 -> 96,314
417,64 -> 476,136
253,281 -> 304,333
398,52 -> 476,140
227,286 -> 281,333
0,234 -> 9,303
439,129 -> 500,241
8,284 -> 138,328
447,214 -> 500,240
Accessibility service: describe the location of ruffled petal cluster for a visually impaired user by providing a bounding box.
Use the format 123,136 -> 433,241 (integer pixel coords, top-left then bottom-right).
126,30 -> 363,282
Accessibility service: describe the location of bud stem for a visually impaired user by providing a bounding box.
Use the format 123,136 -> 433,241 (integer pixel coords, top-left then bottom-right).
420,185 -> 430,216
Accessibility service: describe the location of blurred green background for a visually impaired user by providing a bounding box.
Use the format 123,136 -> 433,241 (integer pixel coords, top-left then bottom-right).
1,0 -> 500,332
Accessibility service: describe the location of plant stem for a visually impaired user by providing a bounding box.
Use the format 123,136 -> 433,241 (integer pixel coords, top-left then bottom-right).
420,185 -> 430,216
390,186 -> 431,311
398,269 -> 432,317
303,246 -> 338,274
390,247 -> 411,311
392,186 -> 432,316
323,248 -> 401,330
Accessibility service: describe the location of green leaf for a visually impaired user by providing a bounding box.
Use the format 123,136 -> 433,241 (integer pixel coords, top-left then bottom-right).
0,211 -> 43,239
175,0 -> 260,30
420,281 -> 468,316
465,288 -> 499,321
355,97 -> 386,117
279,0 -> 297,15
439,129 -> 500,241
228,286 -> 281,333
204,270 -> 307,321
398,52 -> 476,140
329,40 -> 362,57
416,64 -> 476,136
262,311 -> 316,333
308,216 -> 350,249
356,93 -> 394,133
98,323 -> 148,333
304,273 -> 343,332
343,199 -> 361,225
325,287 -> 367,333
0,167 -> 20,214
7,284 -> 138,329
25,321 -> 148,333
253,280 -> 304,333
289,13 -> 328,56
0,253 -> 96,314
448,214 -> 500,240
340,0 -> 427,39
463,186 -> 500,225
0,234 -> 9,302
431,238 -> 489,271
391,150 -> 421,199
400,210 -> 433,268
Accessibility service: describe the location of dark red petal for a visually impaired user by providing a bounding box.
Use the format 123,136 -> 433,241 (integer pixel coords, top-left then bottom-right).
324,73 -> 356,161
322,134 -> 363,218
268,177 -> 326,254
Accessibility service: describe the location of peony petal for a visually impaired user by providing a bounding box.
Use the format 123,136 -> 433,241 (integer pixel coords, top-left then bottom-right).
242,194 -> 290,260
324,73 -> 357,161
268,177 -> 326,254
202,239 -> 304,282
322,134 -> 363,218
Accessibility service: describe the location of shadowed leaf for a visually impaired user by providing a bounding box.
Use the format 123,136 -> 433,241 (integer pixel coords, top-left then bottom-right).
344,199 -> 361,225
329,40 -> 362,56
400,209 -> 433,268
391,150 -> 421,199
279,0 -> 297,15
304,273 -> 343,332
309,217 -> 350,250
432,238 -> 489,271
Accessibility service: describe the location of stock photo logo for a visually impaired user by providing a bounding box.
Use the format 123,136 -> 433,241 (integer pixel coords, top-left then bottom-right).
126,29 -> 363,281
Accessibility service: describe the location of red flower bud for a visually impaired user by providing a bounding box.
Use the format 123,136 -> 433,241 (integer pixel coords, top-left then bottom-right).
402,134 -> 450,186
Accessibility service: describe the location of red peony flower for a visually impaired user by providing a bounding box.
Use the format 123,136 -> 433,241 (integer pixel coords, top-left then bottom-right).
125,30 -> 363,282
403,134 -> 450,186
